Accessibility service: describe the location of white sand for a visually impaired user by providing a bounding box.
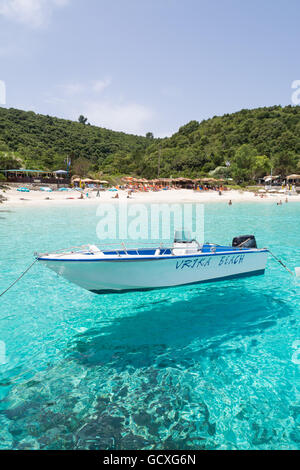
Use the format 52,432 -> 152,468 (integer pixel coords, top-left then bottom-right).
1,187 -> 300,207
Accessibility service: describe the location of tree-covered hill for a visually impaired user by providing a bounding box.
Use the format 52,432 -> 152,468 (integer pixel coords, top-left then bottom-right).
141,105 -> 300,180
0,105 -> 300,182
0,107 -> 150,172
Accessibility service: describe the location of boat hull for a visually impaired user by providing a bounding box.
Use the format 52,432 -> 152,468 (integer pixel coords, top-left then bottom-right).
38,250 -> 268,294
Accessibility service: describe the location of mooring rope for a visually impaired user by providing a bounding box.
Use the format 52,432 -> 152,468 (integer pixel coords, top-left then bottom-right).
0,259 -> 38,298
267,249 -> 295,276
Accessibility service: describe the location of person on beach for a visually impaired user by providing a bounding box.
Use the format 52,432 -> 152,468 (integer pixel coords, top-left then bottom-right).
96,186 -> 100,197
229,200 -> 232,205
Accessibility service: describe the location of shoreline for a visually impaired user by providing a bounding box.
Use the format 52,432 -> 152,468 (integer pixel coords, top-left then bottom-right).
1,188 -> 300,208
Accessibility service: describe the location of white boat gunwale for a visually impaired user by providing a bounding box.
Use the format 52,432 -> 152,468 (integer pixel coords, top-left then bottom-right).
37,246 -> 268,262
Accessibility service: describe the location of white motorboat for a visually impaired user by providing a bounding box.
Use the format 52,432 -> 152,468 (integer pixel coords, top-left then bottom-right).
37,233 -> 268,294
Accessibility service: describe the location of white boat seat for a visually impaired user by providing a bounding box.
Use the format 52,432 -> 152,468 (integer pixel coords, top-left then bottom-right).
88,244 -> 101,253
172,241 -> 201,256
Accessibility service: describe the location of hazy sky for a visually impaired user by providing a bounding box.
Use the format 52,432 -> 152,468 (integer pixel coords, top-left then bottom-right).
0,0 -> 299,136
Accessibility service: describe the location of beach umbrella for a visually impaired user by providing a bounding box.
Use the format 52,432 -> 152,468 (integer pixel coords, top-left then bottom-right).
40,187 -> 52,192
199,178 -> 214,183
287,174 -> 300,180
122,176 -> 133,181
17,187 -> 30,192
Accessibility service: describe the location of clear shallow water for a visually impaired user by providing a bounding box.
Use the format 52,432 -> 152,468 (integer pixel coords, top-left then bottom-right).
0,202 -> 299,450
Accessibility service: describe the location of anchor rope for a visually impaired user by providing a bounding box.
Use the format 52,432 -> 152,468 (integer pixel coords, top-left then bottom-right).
267,249 -> 295,276
0,259 -> 38,298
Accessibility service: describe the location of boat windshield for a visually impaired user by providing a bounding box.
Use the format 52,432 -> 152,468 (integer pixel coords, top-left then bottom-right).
174,230 -> 193,243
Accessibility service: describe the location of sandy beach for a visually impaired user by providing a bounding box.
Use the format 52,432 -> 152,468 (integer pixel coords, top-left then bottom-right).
1,187 -> 300,207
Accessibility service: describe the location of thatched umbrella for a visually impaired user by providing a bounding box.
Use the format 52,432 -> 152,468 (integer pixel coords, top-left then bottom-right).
174,177 -> 193,182
287,174 -> 300,180
198,177 -> 217,183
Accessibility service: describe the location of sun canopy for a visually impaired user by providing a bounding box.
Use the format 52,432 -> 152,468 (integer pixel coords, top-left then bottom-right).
287,174 -> 300,180
0,169 -> 53,173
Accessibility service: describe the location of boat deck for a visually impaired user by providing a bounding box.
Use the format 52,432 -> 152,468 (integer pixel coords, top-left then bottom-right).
38,243 -> 268,262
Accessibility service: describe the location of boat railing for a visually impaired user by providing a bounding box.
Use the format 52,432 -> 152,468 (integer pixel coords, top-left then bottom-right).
37,240 -> 255,258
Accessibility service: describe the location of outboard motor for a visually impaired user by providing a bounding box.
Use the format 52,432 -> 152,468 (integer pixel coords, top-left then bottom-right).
232,235 -> 257,249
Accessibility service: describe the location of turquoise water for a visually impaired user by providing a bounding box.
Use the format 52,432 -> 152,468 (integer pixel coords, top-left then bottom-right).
0,202 -> 299,450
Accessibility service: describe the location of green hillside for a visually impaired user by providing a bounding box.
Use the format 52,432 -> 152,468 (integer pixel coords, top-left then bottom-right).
0,105 -> 300,182
0,107 -> 150,174
141,105 -> 300,181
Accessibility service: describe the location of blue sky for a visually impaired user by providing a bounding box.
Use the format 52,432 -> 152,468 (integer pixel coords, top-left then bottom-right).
0,0 -> 299,136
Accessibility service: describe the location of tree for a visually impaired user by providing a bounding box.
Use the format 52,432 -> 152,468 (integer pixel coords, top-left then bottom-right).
272,152 -> 298,176
231,144 -> 257,183
72,157 -> 91,177
78,115 -> 88,125
209,166 -> 231,179
146,132 -> 154,140
251,155 -> 271,179
0,151 -> 23,170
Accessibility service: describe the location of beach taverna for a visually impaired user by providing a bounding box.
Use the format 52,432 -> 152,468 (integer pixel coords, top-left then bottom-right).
0,169 -> 70,184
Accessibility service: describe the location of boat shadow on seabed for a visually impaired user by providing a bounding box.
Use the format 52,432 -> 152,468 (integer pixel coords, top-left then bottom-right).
1,283 -> 296,450
67,282 -> 293,372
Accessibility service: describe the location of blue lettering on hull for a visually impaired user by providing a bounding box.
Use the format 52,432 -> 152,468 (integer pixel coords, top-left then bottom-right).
218,254 -> 245,266
176,257 -> 211,270
175,254 -> 245,270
